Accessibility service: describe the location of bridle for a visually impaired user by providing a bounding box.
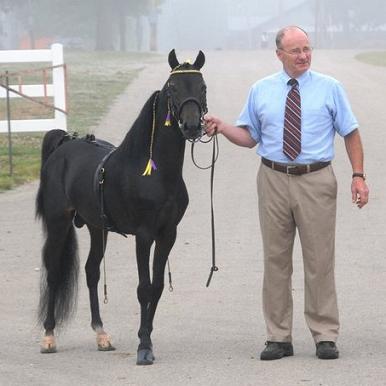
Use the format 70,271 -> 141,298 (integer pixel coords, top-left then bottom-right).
166,65 -> 218,286
166,66 -> 208,142
144,65 -> 218,287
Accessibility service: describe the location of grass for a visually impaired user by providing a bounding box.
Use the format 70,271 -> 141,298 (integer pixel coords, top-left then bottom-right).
355,51 -> 386,67
0,133 -> 42,190
0,50 -> 161,191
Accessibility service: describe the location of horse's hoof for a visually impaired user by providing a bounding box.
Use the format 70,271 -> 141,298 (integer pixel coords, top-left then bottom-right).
40,335 -> 57,354
136,348 -> 155,365
97,334 -> 116,351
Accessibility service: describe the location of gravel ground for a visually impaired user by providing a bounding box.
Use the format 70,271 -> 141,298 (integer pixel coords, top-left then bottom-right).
1,49 -> 386,386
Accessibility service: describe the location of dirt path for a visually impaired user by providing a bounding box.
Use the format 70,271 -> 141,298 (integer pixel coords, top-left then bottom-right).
1,50 -> 386,385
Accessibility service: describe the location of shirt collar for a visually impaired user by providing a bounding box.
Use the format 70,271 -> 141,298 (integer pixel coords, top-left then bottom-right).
281,70 -> 311,88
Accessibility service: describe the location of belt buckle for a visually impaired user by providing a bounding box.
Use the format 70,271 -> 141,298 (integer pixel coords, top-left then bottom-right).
286,165 -> 297,175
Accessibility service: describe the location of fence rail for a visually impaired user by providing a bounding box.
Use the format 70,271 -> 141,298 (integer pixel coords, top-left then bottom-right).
0,43 -> 67,133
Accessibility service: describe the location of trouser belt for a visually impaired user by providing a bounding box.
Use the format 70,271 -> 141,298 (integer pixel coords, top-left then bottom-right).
261,157 -> 331,175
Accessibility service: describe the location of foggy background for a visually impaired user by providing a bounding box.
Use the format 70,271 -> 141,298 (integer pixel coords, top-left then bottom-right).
1,0 -> 386,52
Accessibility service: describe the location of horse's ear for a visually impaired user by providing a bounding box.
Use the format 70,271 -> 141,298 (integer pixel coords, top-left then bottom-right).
168,49 -> 179,70
193,50 -> 205,70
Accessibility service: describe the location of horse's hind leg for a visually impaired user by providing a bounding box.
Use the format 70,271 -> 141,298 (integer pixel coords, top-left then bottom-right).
85,225 -> 115,351
39,216 -> 79,353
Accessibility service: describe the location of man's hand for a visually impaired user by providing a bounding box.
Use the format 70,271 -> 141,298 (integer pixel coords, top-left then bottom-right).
351,177 -> 369,208
204,115 -> 256,148
204,115 -> 221,136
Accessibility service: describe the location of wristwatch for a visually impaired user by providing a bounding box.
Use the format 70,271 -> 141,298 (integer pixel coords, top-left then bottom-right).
352,172 -> 366,180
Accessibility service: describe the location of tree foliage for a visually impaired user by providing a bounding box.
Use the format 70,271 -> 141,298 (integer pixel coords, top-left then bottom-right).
6,0 -> 165,50
321,0 -> 386,31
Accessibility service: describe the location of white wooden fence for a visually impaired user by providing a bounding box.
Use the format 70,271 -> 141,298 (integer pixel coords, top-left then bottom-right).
0,43 -> 67,133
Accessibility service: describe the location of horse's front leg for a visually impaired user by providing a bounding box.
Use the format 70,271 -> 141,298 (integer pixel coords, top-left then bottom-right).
135,234 -> 154,365
86,225 -> 115,351
147,229 -> 177,335
135,230 -> 177,365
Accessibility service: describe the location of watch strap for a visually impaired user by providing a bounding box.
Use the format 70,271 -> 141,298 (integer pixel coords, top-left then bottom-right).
352,172 -> 366,180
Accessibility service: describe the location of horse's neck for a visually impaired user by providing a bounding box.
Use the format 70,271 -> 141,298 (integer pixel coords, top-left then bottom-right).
117,90 -> 186,174
154,105 -> 186,176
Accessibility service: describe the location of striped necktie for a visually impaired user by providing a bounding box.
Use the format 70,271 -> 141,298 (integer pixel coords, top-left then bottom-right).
283,78 -> 301,160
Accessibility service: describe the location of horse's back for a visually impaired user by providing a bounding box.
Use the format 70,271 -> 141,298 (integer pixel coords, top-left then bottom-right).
39,133 -> 115,224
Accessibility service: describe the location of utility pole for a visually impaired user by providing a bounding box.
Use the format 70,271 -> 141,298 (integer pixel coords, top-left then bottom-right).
314,0 -> 320,48
148,0 -> 159,51
278,0 -> 284,20
27,0 -> 35,49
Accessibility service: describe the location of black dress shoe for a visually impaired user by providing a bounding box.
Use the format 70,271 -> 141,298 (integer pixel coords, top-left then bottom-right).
260,341 -> 294,360
316,341 -> 339,359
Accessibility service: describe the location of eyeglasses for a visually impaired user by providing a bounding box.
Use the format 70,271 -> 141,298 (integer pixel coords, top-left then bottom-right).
278,46 -> 313,56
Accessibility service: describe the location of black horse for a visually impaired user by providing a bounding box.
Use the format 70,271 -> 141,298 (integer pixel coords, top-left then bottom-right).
36,49 -> 207,365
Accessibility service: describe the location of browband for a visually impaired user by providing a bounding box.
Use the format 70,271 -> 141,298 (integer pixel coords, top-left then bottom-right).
170,69 -> 202,75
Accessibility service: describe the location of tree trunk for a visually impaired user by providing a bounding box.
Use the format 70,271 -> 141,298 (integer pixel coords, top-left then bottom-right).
119,12 -> 126,51
149,21 -> 157,51
136,16 -> 143,51
95,0 -> 115,50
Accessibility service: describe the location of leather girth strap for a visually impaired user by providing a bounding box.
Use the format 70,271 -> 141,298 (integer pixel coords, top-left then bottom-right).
94,149 -> 127,238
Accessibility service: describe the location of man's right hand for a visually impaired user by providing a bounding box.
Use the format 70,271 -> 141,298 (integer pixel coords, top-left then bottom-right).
204,115 -> 221,136
204,115 -> 256,148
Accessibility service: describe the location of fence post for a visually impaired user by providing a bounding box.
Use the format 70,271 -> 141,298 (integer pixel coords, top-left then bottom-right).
52,44 -> 67,130
5,71 -> 13,176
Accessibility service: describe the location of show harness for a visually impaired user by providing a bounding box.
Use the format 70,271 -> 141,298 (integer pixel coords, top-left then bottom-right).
168,65 -> 219,286
142,65 -> 219,287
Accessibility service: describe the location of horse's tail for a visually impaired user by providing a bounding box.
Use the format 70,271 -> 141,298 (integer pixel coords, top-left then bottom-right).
36,129 -> 79,328
40,129 -> 70,167
38,225 -> 79,328
36,129 -> 70,221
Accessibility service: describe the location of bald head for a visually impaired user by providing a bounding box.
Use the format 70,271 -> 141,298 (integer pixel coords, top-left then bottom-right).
276,26 -> 308,49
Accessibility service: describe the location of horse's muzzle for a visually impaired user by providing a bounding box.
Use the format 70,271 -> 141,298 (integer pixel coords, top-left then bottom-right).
179,121 -> 204,141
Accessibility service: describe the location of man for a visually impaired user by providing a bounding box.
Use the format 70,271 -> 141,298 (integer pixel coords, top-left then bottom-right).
205,26 -> 369,360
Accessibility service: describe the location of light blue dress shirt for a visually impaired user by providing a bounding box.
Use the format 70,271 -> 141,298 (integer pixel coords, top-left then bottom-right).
236,70 -> 359,164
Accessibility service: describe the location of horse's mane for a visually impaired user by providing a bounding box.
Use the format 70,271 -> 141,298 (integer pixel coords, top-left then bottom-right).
118,90 -> 160,155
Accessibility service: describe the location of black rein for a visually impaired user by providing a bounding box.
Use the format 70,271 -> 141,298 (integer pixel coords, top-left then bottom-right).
191,133 -> 219,287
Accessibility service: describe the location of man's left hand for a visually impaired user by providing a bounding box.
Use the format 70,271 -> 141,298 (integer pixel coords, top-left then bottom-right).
352,178 -> 369,208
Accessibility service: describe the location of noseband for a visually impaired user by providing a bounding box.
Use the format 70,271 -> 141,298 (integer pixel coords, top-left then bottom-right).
177,97 -> 205,123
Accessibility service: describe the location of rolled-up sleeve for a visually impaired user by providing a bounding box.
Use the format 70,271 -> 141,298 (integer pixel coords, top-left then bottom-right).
236,86 -> 261,143
332,82 -> 359,137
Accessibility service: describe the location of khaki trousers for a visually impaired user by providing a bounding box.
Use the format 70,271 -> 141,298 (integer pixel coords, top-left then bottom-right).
257,163 -> 339,343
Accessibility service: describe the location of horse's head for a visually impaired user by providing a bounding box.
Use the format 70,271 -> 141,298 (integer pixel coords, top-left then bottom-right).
165,49 -> 207,141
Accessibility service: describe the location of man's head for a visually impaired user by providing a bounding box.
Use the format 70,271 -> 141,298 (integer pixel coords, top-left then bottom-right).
275,26 -> 312,78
